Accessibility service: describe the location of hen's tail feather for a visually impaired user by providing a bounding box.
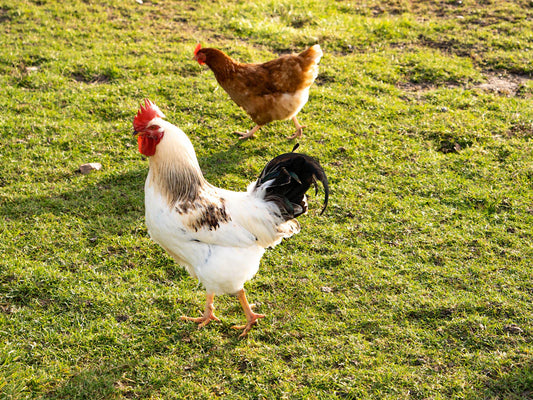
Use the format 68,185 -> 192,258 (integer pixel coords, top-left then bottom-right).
255,149 -> 329,220
298,44 -> 323,66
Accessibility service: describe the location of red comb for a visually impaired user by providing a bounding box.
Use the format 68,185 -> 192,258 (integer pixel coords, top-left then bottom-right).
194,43 -> 202,56
133,99 -> 166,131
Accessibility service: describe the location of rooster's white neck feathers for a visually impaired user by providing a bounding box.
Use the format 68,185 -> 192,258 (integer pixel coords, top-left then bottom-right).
147,119 -> 207,205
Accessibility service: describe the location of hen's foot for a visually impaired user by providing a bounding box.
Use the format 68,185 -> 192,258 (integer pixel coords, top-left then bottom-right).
236,131 -> 255,140
236,124 -> 261,140
287,126 -> 305,140
288,116 -> 306,140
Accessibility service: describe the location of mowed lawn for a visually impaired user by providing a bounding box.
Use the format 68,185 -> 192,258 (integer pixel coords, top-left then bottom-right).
1,0 -> 532,399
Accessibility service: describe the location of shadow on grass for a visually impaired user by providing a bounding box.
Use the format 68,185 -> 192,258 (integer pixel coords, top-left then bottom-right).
0,168 -> 147,223
481,360 -> 533,400
44,364 -> 132,400
41,321 -> 253,399
197,138 -> 275,181
1,139 -> 292,228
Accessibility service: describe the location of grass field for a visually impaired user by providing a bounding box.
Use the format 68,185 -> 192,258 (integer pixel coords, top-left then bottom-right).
1,0 -> 532,398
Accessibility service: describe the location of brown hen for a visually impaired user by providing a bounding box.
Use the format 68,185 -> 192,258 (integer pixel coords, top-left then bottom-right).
194,44 -> 322,140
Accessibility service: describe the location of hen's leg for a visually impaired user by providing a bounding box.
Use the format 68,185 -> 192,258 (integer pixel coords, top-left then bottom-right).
181,293 -> 220,328
236,124 -> 261,140
287,116 -> 306,140
232,289 -> 265,337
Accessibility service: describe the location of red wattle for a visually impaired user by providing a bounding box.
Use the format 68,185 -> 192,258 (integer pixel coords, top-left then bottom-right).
138,135 -> 159,156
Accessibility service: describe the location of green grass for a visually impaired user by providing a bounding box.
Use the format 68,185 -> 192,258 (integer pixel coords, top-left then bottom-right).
1,0 -> 532,399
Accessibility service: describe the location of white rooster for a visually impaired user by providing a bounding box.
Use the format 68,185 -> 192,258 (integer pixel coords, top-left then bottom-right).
133,99 -> 329,337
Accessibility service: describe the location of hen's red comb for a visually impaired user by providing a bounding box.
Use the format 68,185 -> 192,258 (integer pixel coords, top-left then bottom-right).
133,99 -> 166,131
194,43 -> 202,56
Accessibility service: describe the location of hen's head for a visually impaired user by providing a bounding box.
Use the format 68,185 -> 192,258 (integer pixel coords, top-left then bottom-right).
193,45 -> 233,76
133,99 -> 166,157
193,43 -> 206,65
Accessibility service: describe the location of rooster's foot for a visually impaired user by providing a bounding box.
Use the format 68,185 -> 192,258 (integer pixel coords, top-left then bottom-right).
181,312 -> 220,329
234,290 -> 265,337
181,293 -> 220,329
232,310 -> 265,338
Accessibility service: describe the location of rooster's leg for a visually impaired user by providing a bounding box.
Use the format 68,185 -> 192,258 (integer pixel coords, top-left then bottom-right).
232,289 -> 265,337
236,125 -> 261,140
181,293 -> 220,328
287,116 -> 306,140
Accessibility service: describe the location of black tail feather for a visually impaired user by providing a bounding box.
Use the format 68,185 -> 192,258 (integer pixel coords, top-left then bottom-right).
255,149 -> 329,220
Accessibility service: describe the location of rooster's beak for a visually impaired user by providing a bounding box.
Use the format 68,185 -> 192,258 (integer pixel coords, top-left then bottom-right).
133,130 -> 139,136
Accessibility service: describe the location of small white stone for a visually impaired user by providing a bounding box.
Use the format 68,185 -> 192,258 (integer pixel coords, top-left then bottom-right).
79,162 -> 102,174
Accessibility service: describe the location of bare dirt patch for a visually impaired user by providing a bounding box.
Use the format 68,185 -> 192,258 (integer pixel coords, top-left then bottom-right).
475,74 -> 530,96
397,73 -> 530,97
